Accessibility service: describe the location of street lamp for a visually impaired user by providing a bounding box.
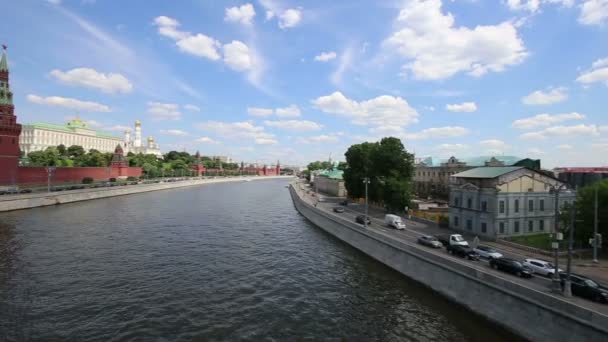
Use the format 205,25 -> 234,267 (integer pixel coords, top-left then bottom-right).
593,185 -> 599,264
363,177 -> 370,227
564,189 -> 577,298
45,166 -> 56,192
550,183 -> 568,293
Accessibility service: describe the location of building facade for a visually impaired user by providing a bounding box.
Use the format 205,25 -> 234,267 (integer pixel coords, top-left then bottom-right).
554,167 -> 608,189
449,167 -> 575,239
19,119 -> 123,154
123,120 -> 161,156
0,46 -> 22,186
415,156 -> 474,200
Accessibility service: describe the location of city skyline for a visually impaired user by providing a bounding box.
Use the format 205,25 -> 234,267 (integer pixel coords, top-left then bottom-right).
2,0 -> 608,167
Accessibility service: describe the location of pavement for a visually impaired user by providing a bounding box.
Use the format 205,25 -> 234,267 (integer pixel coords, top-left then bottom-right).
294,181 -> 608,314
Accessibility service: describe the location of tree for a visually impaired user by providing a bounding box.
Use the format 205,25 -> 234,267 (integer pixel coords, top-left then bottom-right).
57,144 -> 67,156
343,142 -> 376,199
67,145 -> 85,159
307,161 -> 332,171
573,180 -> 608,247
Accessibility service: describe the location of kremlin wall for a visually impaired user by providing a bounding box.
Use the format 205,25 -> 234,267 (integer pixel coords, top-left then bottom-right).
0,47 -> 279,187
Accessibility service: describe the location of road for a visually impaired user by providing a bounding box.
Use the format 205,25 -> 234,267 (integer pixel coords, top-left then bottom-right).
295,182 -> 608,315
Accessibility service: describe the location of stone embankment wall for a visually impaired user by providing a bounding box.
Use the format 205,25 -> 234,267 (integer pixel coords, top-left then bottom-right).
289,184 -> 608,342
0,176 -> 291,212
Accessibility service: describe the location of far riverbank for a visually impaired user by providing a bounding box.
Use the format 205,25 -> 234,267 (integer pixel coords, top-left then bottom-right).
0,175 -> 293,212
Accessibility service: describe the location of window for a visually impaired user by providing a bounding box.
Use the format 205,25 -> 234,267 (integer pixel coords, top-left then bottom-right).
499,201 -> 505,214
528,199 -> 534,212
528,220 -> 533,232
514,199 -> 519,213
499,222 -> 505,234
454,197 -> 460,207
539,220 -> 544,231
467,198 -> 472,209
514,221 -> 520,233
540,199 -> 545,212
454,217 -> 459,227
481,201 -> 487,212
481,222 -> 487,233
466,219 -> 472,230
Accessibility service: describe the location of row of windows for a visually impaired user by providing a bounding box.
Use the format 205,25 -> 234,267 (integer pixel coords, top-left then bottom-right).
454,197 -> 489,212
454,217 -> 546,234
498,198 -> 559,214
416,170 -> 459,178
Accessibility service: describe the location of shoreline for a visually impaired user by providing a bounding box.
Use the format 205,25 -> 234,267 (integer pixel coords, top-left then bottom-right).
0,176 -> 293,213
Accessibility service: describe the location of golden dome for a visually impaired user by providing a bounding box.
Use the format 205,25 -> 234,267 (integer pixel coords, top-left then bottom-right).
135,120 -> 141,127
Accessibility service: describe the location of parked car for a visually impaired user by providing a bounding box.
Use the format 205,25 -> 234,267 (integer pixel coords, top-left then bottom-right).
417,235 -> 442,248
489,258 -> 532,278
560,273 -> 608,303
447,245 -> 480,260
19,189 -> 32,194
473,245 -> 503,259
523,258 -> 562,277
339,200 -> 348,206
355,215 -> 371,225
50,187 -> 65,192
333,207 -> 345,213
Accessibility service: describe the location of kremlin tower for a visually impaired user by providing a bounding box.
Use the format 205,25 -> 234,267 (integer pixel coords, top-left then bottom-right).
0,45 -> 22,186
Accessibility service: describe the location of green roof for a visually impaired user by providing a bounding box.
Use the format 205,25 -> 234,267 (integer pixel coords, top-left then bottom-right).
318,169 -> 344,180
22,122 -> 122,140
0,48 -> 8,71
420,155 -> 523,167
453,166 -> 523,179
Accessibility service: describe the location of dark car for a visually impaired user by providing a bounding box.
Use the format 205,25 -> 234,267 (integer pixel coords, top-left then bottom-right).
448,245 -> 480,260
339,200 -> 348,206
50,187 -> 65,192
333,207 -> 345,213
490,258 -> 533,278
560,273 -> 608,303
355,215 -> 371,225
19,189 -> 33,194
120,183 -> 128,186
417,235 -> 442,248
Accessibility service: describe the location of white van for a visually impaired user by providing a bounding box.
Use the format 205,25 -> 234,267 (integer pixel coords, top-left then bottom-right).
384,214 -> 406,230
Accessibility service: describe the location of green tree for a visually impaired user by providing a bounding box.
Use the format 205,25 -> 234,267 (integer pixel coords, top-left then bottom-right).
67,145 -> 85,159
573,180 -> 608,247
343,142 -> 377,199
57,144 -> 67,156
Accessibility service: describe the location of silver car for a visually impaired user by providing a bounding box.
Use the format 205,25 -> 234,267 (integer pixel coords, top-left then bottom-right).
473,245 -> 503,259
522,258 -> 563,277
417,235 -> 442,248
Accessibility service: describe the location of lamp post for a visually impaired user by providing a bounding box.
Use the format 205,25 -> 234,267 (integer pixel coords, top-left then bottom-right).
363,177 -> 370,227
45,166 -> 56,192
593,185 -> 599,264
564,195 -> 577,298
551,183 -> 567,293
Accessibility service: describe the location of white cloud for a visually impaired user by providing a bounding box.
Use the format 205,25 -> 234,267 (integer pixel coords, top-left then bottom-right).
147,102 -> 181,121
279,8 -> 302,29
222,40 -> 253,71
248,107 -> 274,117
160,129 -> 190,136
27,94 -> 111,112
480,139 -> 509,149
579,0 -> 608,26
384,0 -> 527,80
195,137 -> 219,144
576,57 -> 608,86
275,105 -> 301,118
407,126 -> 469,140
522,87 -> 568,105
434,143 -> 469,152
315,51 -> 337,62
176,34 -> 221,60
264,120 -> 322,131
225,3 -> 256,25
505,0 -> 574,13
184,104 -> 200,112
312,91 -> 419,128
526,147 -> 545,156
298,134 -> 340,144
519,124 -> 601,140
104,125 -> 132,132
46,0 -> 61,4
558,144 -> 573,150
512,112 -> 585,129
330,47 -> 353,86
255,138 -> 278,145
445,102 -> 477,112
196,121 -> 275,142
50,68 -> 133,94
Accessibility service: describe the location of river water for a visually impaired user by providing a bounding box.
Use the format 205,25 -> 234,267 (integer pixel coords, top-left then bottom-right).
0,179 -> 520,341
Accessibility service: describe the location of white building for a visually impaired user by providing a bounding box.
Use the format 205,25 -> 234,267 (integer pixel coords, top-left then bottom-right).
19,118 -> 123,154
122,120 -> 161,157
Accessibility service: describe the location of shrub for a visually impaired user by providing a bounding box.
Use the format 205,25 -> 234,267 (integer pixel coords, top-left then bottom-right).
82,177 -> 94,184
109,177 -> 117,183
438,215 -> 449,228
126,176 -> 138,181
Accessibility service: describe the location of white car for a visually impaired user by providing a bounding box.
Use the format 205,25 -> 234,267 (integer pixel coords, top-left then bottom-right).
522,258 -> 563,277
473,245 -> 503,259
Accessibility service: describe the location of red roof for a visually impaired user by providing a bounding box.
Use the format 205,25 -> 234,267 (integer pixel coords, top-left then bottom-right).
555,167 -> 608,173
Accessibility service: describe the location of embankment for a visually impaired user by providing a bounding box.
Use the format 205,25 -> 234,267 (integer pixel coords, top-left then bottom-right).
0,176 -> 292,212
289,184 -> 608,342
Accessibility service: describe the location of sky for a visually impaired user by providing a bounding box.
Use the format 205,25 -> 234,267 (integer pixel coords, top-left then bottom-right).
1,0 -> 608,168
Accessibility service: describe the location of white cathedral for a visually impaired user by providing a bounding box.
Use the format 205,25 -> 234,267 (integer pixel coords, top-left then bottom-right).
123,120 -> 162,157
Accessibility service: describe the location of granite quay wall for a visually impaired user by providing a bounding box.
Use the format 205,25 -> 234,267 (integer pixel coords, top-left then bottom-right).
289,184 -> 608,342
0,176 -> 292,212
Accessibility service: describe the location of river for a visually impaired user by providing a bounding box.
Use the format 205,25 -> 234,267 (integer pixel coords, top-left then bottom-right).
0,178 -> 520,341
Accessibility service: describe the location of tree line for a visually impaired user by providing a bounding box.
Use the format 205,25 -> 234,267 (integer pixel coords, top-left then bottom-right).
559,179 -> 608,248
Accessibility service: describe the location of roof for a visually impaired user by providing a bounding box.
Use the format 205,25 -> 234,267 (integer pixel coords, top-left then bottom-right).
22,121 -> 122,140
452,166 -> 524,179
317,168 -> 344,180
555,167 -> 608,173
0,47 -> 8,71
418,155 -> 523,167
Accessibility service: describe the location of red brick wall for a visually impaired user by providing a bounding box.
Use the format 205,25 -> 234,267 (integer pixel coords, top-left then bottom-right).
17,166 -> 142,185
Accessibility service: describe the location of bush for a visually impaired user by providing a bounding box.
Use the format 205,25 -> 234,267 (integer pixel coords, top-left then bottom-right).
109,177 -> 117,183
82,177 -> 94,184
126,176 -> 138,181
438,215 -> 449,228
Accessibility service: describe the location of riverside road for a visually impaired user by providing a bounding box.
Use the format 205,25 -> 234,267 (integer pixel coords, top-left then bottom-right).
296,181 -> 608,315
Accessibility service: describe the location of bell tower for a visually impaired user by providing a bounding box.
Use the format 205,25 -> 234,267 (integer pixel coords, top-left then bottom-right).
0,45 -> 22,186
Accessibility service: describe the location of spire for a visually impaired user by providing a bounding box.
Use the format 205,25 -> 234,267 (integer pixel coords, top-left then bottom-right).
0,45 -> 8,72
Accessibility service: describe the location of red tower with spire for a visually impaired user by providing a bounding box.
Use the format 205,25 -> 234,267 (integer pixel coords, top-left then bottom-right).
191,151 -> 206,176
0,45 -> 22,186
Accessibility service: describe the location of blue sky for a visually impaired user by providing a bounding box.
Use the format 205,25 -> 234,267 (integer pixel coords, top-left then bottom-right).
2,0 -> 608,167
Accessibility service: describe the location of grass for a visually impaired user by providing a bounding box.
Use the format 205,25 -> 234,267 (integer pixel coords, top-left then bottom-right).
507,233 -> 553,250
